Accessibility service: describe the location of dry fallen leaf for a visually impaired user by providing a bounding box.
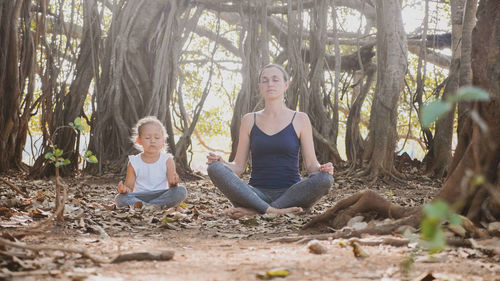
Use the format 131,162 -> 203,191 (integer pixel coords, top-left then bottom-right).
240,218 -> 259,226
336,238 -> 347,247
350,241 -> 369,258
256,268 -> 290,280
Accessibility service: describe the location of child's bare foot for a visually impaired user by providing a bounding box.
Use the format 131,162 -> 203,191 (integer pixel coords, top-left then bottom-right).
266,206 -> 303,215
224,207 -> 258,219
132,201 -> 143,209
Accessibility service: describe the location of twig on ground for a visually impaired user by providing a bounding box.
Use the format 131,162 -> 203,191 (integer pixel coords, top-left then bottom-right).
0,237 -> 110,264
0,248 -> 34,259
0,237 -> 176,265
111,250 -> 175,263
0,177 -> 29,198
0,269 -> 62,279
26,177 -> 69,230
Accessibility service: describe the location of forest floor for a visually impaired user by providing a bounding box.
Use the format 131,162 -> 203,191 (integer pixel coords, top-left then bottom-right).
1,162 -> 500,280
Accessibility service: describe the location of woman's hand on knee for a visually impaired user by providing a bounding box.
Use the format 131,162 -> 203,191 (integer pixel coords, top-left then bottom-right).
319,162 -> 334,175
206,152 -> 222,165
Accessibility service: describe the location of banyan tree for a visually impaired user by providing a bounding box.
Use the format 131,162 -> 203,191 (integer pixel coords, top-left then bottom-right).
1,0 -> 498,226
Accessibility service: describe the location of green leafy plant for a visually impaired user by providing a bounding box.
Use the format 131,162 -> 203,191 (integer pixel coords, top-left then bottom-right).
420,86 -> 490,128
44,147 -> 70,167
84,150 -> 98,164
45,117 -> 98,168
414,86 -> 491,273
420,200 -> 461,254
68,117 -> 86,131
43,117 -> 98,222
401,201 -> 462,277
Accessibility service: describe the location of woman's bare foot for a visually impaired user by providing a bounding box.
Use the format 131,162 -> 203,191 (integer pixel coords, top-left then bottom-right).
225,207 -> 258,219
266,206 -> 303,215
224,206 -> 303,219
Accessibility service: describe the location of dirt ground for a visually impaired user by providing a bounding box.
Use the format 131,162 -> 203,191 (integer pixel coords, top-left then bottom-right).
1,168 -> 500,281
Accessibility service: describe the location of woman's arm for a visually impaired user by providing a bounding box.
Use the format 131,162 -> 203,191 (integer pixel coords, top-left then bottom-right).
166,156 -> 179,187
297,112 -> 334,175
117,163 -> 136,193
207,113 -> 252,177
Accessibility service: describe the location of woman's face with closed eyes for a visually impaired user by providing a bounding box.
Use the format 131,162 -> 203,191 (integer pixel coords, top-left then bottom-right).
258,66 -> 289,100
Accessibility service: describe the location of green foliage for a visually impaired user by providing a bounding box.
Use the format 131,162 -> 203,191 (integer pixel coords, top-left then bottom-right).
84,151 -> 98,164
420,86 -> 490,128
448,86 -> 490,103
69,117 -> 86,131
417,85 -> 488,254
420,100 -> 452,128
44,147 -> 70,167
44,117 -> 98,170
420,200 -> 461,254
471,174 -> 485,186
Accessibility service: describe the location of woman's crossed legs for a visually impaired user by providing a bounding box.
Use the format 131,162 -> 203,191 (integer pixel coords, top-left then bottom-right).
207,161 -> 334,219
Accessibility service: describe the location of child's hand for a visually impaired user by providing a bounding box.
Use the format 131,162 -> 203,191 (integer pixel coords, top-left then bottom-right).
117,180 -> 129,194
169,172 -> 179,187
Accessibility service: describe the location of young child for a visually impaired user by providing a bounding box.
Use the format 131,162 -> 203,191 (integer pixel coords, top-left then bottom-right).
115,116 -> 187,209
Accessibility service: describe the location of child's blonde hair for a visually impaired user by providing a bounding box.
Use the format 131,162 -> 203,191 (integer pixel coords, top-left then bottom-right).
130,116 -> 167,151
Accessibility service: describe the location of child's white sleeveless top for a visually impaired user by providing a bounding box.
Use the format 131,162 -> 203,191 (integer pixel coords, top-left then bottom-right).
129,152 -> 171,192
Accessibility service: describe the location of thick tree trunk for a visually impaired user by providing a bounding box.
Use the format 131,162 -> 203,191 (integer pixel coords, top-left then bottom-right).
424,0 -> 464,178
15,0 -> 37,172
345,64 -> 376,167
89,0 -> 196,173
229,2 -> 268,162
438,0 -> 500,221
306,0 -> 342,165
0,0 -> 28,172
362,0 -> 407,180
30,0 -> 101,177
307,0 -> 500,231
457,0 -> 478,135
90,0 -> 167,171
284,0 -> 306,111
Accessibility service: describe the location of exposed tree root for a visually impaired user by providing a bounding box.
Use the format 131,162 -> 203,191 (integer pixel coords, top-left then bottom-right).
354,167 -> 371,178
348,236 -> 410,247
337,165 -> 356,177
390,167 -> 407,182
270,235 -> 410,246
271,232 -> 475,252
274,215 -> 419,244
303,190 -> 419,230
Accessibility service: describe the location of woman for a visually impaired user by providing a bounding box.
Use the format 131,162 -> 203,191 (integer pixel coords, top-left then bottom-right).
207,63 -> 334,219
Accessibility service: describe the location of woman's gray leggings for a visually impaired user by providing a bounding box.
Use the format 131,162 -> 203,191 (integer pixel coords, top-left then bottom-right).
115,186 -> 187,208
207,161 -> 334,214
